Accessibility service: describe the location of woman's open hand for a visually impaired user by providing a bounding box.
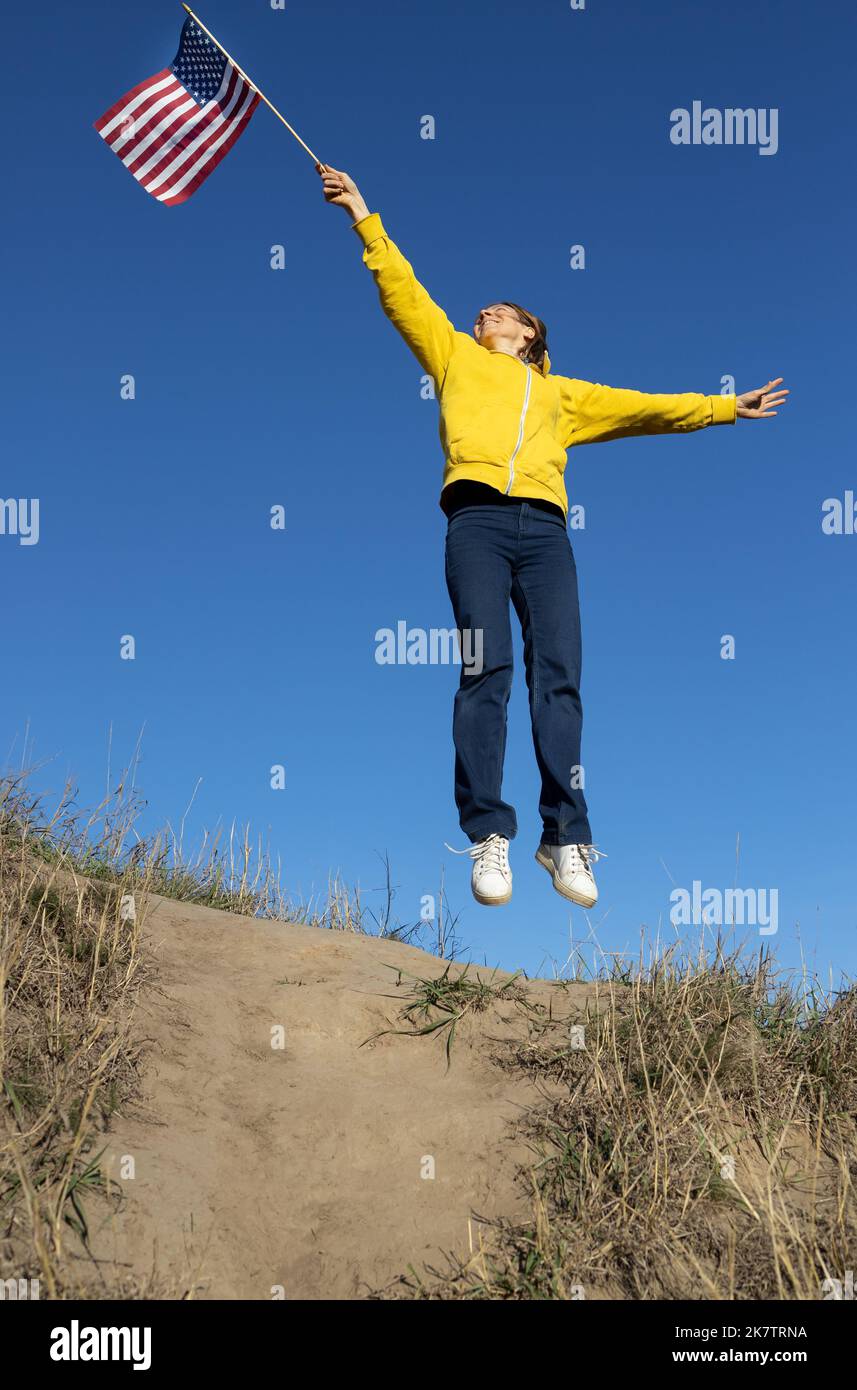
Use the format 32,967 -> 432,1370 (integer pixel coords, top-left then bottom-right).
736,378 -> 790,419
316,163 -> 370,223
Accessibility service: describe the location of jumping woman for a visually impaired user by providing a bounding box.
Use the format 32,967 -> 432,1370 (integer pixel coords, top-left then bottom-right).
317,163 -> 788,910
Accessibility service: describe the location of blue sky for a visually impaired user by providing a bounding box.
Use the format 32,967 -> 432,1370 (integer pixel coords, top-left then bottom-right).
3,0 -> 855,982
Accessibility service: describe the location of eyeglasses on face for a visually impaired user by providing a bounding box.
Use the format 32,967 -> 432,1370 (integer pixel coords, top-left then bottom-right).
476,305 -> 521,322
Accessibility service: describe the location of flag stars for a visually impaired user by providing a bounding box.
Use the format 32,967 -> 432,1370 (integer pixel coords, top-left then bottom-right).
98,17 -> 257,206
172,24 -> 227,102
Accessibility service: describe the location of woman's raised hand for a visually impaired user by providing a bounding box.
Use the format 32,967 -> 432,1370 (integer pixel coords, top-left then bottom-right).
736,378 -> 790,419
315,163 -> 370,223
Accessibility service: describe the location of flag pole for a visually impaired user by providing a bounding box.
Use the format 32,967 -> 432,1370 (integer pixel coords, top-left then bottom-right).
180,3 -> 322,165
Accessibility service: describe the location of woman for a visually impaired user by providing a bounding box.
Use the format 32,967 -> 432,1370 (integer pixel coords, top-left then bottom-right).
317,164 -> 788,910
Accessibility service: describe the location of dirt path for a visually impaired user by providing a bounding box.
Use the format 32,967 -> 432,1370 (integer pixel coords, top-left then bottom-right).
88,894 -> 594,1299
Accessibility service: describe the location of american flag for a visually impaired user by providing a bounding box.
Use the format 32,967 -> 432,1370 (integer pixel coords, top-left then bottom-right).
95,16 -> 260,206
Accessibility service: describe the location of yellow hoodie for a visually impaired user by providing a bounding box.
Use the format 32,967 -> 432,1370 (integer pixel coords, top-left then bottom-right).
353,212 -> 736,516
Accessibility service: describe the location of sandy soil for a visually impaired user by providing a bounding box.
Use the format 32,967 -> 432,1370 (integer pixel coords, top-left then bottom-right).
89,893 -> 595,1300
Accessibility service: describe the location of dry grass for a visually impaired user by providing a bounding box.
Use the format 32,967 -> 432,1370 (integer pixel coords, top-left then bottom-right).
383,947 -> 857,1300
0,778 -> 149,1296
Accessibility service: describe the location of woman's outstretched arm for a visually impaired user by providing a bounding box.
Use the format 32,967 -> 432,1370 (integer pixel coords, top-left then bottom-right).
318,163 -> 457,387
557,376 -> 789,448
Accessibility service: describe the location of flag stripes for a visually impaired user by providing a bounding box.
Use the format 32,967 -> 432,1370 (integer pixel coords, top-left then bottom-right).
94,17 -> 260,206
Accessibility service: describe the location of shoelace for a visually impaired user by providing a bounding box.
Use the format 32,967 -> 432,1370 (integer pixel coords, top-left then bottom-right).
445,833 -> 509,877
567,844 -> 608,876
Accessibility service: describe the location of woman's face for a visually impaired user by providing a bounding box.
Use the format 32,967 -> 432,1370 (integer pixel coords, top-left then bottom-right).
473,303 -> 535,358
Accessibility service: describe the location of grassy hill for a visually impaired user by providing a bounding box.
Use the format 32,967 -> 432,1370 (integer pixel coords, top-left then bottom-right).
2,775 -> 854,1300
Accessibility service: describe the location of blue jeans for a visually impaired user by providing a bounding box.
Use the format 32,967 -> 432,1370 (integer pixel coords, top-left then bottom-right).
444,502 -> 592,847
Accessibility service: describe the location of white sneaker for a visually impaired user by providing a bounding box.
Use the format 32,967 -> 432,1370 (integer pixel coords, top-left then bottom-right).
447,833 -> 513,907
535,843 -> 605,908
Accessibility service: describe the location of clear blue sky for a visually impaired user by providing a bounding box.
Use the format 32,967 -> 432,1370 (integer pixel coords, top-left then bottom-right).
4,0 -> 855,982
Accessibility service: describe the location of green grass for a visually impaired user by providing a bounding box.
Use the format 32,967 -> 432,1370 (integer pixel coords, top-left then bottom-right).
363,961 -> 528,1064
